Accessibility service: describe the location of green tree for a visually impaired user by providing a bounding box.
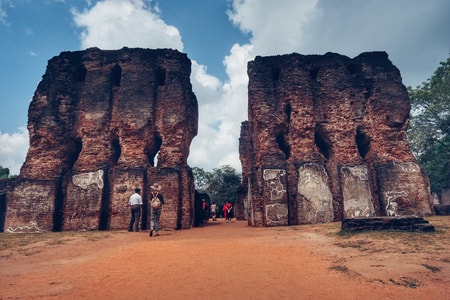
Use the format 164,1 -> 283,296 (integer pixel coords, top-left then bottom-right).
0,166 -> 10,179
407,54 -> 450,194
192,165 -> 242,209
192,167 -> 212,192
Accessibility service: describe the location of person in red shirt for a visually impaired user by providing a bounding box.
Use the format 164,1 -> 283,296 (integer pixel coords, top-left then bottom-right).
202,199 -> 207,222
223,201 -> 233,223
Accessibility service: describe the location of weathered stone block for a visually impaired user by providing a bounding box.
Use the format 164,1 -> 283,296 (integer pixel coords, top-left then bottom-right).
340,165 -> 375,218
374,162 -> 432,216
6,179 -> 58,232
297,163 -> 334,224
342,216 -> 435,232
263,169 -> 289,226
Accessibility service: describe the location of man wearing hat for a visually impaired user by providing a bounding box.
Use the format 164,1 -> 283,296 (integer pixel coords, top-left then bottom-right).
149,183 -> 164,237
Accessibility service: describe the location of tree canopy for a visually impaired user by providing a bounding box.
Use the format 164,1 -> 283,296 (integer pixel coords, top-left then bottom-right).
192,165 -> 241,209
407,54 -> 450,195
0,166 -> 10,179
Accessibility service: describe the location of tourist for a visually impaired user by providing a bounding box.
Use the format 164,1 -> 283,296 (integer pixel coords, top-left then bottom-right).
210,201 -> 217,221
128,188 -> 143,232
202,199 -> 207,222
149,183 -> 164,237
224,201 -> 233,222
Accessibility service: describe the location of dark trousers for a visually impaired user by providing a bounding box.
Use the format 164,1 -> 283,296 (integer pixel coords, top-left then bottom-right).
128,205 -> 141,232
150,208 -> 162,232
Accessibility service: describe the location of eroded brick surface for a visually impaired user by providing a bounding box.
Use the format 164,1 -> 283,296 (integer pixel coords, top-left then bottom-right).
5,48 -> 197,232
239,52 -> 433,226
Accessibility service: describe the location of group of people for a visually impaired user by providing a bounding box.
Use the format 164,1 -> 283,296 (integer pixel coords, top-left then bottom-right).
128,183 -> 164,238
208,200 -> 233,222
129,184 -> 235,237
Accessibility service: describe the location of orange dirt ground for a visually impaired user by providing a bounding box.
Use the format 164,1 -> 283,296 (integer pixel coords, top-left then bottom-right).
1,216 -> 450,299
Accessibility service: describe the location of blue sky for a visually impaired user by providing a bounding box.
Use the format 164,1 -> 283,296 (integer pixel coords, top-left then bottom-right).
0,0 -> 449,175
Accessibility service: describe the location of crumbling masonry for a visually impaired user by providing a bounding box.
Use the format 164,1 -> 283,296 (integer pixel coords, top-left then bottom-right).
3,48 -> 198,232
238,52 -> 433,226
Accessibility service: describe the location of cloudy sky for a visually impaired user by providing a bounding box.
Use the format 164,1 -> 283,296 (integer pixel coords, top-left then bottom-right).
0,0 -> 449,175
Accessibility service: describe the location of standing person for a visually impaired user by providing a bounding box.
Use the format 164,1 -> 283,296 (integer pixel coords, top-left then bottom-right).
223,202 -> 228,221
210,201 -> 217,221
128,188 -> 143,232
202,199 -> 207,222
225,201 -> 233,223
149,183 -> 164,237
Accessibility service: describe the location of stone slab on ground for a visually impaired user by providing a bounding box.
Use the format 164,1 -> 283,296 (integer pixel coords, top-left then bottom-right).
341,216 -> 435,232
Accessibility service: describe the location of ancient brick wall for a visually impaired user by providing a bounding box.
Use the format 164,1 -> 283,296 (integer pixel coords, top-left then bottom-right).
239,52 -> 433,226
0,178 -> 15,232
4,48 -> 198,232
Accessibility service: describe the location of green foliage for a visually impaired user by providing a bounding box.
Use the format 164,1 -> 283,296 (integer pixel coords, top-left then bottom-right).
0,166 -> 10,179
192,165 -> 241,208
407,54 -> 450,194
192,167 -> 213,192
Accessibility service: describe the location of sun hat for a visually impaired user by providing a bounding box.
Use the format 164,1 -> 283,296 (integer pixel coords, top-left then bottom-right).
150,183 -> 162,191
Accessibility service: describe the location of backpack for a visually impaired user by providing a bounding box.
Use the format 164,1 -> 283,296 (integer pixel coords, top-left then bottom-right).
151,195 -> 161,209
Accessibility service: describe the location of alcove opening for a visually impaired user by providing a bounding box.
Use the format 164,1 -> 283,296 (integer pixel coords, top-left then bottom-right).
314,129 -> 332,159
75,65 -> 86,82
272,67 -> 281,81
146,135 -> 163,166
276,133 -> 291,160
285,103 -> 292,123
66,138 -> 82,169
111,137 -> 121,164
347,63 -> 361,75
310,67 -> 320,81
355,128 -> 371,160
156,68 -> 166,86
111,64 -> 122,87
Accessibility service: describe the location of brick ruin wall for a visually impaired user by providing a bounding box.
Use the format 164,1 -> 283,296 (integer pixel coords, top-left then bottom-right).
3,48 -> 198,232
239,52 -> 434,226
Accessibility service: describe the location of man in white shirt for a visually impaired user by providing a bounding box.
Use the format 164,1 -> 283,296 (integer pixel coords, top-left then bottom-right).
128,188 -> 143,232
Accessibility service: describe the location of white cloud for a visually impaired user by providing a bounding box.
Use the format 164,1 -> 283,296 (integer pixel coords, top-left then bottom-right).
0,128 -> 28,176
228,0 -> 320,56
0,0 -> 12,26
188,58 -> 247,172
71,0 -> 183,51
228,0 -> 450,87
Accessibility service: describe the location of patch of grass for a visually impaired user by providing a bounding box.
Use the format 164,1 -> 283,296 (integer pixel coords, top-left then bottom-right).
334,239 -> 372,249
19,248 -> 43,256
421,264 -> 441,273
0,232 -> 52,250
303,216 -> 450,251
0,231 -> 120,251
329,265 -> 349,273
441,257 -> 450,264
47,237 -> 73,245
389,277 -> 421,288
373,278 -> 386,285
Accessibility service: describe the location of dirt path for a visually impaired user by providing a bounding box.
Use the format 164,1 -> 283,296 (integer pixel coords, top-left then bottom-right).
1,216 -> 450,299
